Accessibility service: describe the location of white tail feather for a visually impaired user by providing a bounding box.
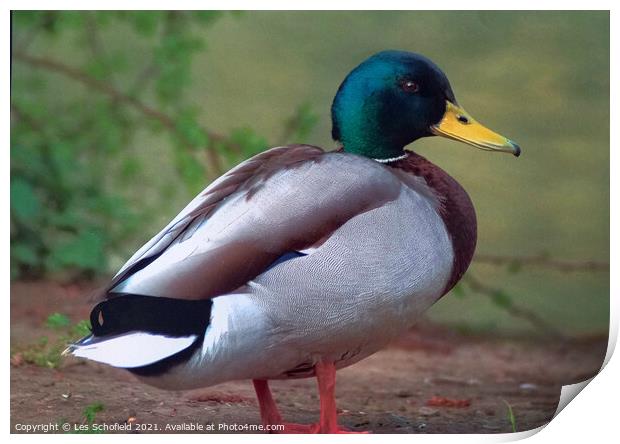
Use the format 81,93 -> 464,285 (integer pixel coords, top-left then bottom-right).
67,332 -> 197,368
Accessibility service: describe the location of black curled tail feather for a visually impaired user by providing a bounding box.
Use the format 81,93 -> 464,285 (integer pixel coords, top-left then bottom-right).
91,294 -> 212,338
86,294 -> 213,377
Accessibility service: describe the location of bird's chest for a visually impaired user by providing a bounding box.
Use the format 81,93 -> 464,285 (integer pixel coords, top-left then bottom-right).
327,187 -> 454,332
256,186 -> 454,352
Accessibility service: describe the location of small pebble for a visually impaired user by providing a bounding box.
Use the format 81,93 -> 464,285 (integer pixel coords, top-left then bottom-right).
418,407 -> 439,417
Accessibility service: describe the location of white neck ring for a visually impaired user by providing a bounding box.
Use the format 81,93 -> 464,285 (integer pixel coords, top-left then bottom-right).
373,153 -> 409,164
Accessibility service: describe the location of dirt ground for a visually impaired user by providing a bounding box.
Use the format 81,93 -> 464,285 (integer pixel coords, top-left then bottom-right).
10,281 -> 607,434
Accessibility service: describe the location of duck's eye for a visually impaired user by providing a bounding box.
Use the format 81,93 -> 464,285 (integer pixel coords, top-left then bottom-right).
400,79 -> 419,93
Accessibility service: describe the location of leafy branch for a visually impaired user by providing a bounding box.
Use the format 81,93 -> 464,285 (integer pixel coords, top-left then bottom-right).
13,52 -> 170,126
459,273 -> 566,340
12,51 -> 227,176
464,254 -> 607,336
459,253 -> 608,337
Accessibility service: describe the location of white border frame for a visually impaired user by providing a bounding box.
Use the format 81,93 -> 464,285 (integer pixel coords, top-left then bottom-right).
4,4 -> 616,443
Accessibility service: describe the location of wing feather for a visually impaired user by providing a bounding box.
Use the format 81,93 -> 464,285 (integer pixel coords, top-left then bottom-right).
104,145 -> 402,300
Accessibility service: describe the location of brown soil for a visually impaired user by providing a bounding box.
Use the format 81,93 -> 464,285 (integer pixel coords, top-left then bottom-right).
10,281 -> 607,434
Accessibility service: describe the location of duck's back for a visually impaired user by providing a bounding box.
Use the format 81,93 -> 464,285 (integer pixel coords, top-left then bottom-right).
111,148 -> 403,300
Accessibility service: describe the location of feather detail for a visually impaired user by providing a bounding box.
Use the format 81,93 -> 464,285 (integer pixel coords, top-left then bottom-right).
106,147 -> 402,300
65,333 -> 198,368
67,294 -> 212,370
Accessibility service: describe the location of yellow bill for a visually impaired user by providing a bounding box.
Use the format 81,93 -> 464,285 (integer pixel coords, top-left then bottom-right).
430,101 -> 521,157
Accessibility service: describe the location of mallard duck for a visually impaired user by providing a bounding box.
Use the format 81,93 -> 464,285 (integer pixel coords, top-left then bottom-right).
65,50 -> 519,434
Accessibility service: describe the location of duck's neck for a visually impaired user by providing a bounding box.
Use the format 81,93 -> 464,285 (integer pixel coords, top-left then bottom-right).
388,152 -> 477,294
342,139 -> 406,161
336,108 -> 409,160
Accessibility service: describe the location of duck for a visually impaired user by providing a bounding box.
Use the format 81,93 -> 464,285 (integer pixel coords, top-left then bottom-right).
65,50 -> 520,434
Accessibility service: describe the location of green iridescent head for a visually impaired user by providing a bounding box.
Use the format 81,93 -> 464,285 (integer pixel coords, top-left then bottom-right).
331,50 -> 520,160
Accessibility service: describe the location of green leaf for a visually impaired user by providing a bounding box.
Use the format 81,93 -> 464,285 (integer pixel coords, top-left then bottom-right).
46,313 -> 71,329
11,243 -> 39,266
175,112 -> 208,148
72,320 -> 92,337
56,11 -> 84,29
47,211 -> 82,230
10,178 -> 41,222
191,11 -> 223,25
227,127 -> 269,156
49,141 -> 76,182
84,59 -> 109,80
153,33 -> 203,102
11,144 -> 46,177
502,399 -> 517,433
127,11 -> 163,36
83,402 -> 105,425
173,148 -> 205,192
49,230 -> 106,271
12,11 -> 46,26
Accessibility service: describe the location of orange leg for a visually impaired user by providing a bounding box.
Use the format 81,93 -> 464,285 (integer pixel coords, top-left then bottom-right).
252,379 -> 282,426
252,379 -> 314,433
252,361 -> 368,434
314,360 -> 366,433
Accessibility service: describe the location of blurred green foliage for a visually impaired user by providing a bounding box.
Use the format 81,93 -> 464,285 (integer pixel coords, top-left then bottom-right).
11,11 -> 316,279
45,312 -> 71,329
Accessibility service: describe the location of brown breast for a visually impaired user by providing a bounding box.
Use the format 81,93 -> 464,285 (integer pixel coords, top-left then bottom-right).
389,152 -> 477,294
